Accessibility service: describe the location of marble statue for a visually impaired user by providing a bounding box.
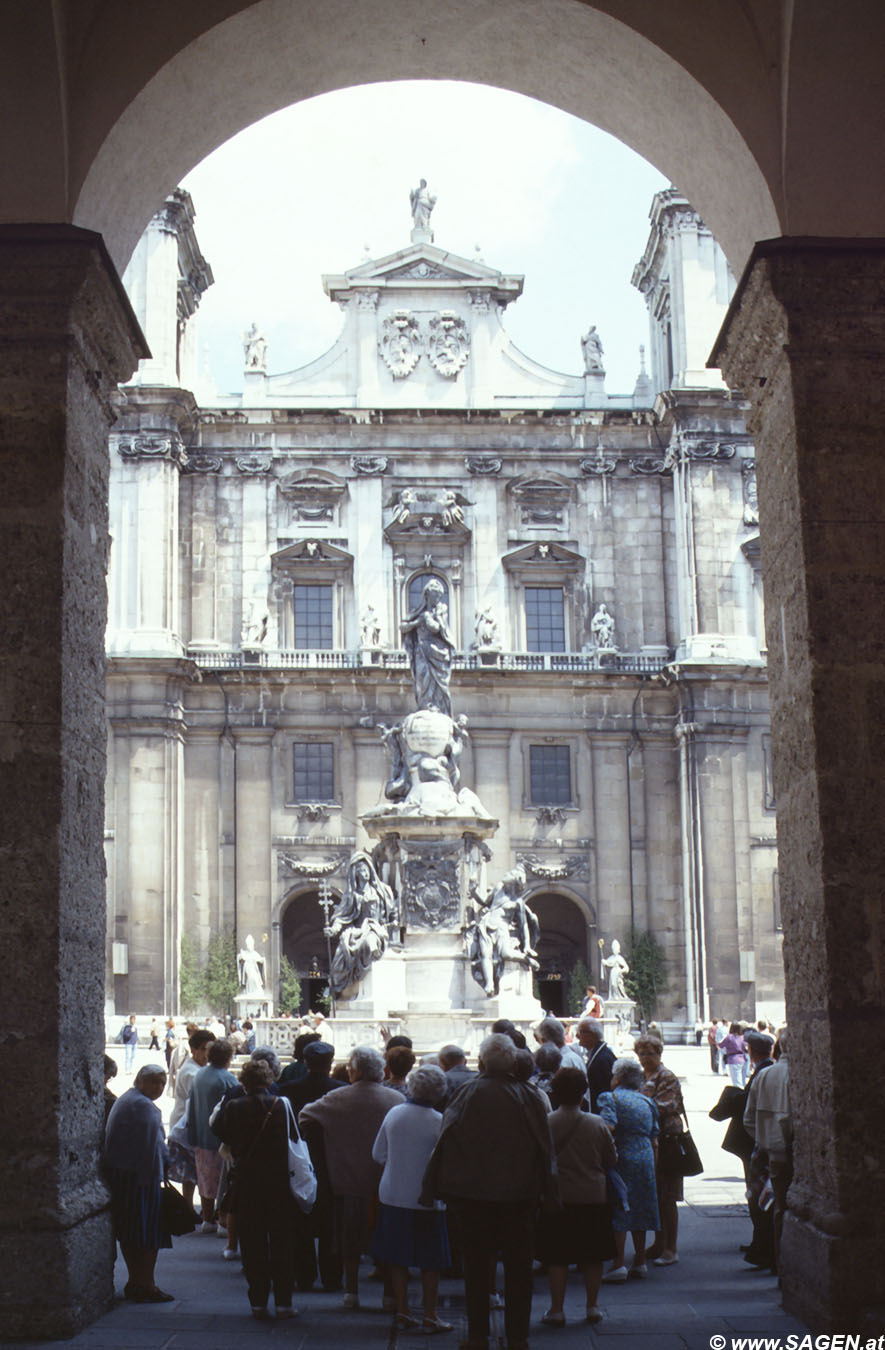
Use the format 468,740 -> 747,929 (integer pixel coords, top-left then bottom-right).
601,938 -> 630,1000
361,604 -> 381,648
591,601 -> 615,650
241,599 -> 268,646
243,322 -> 267,371
409,178 -> 437,231
473,606 -> 500,650
324,852 -> 398,994
401,577 -> 455,717
466,864 -> 540,997
237,934 -> 266,995
581,325 -> 605,373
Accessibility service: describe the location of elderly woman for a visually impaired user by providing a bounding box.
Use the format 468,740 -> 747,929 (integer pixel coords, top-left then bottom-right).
597,1056 -> 660,1282
212,1059 -> 297,1320
537,1066 -> 617,1327
188,1038 -> 237,1232
104,1063 -> 173,1302
371,1064 -> 453,1334
300,1045 -> 402,1309
213,1046 -> 283,1262
634,1034 -> 685,1266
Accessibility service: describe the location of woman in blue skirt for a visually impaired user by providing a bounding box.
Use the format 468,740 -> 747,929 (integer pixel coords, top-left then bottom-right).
104,1064 -> 173,1302
371,1063 -> 453,1334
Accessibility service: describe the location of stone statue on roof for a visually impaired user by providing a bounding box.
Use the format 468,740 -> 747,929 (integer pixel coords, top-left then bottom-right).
409,179 -> 437,232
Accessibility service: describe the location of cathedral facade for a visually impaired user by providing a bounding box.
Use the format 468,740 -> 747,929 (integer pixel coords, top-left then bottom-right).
105,186 -> 782,1033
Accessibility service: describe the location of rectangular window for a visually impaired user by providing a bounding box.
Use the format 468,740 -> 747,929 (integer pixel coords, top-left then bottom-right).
525,586 -> 565,652
529,744 -> 572,805
293,583 -> 333,649
293,742 -> 334,802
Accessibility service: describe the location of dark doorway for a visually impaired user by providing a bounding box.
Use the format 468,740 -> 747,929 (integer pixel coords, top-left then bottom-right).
281,887 -> 337,1012
530,890 -> 593,1020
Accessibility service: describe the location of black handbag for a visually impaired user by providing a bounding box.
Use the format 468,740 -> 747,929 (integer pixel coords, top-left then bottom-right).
659,1113 -> 703,1177
160,1182 -> 198,1236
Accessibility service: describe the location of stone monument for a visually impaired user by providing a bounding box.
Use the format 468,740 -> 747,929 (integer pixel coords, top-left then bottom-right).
235,933 -> 271,1018
599,938 -> 635,1048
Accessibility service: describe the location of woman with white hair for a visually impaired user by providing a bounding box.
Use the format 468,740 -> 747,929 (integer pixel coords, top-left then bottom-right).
597,1057 -> 660,1283
104,1063 -> 174,1302
371,1064 -> 453,1334
300,1044 -> 402,1309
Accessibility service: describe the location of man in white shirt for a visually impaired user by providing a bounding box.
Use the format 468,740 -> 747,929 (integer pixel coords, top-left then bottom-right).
743,1028 -> 792,1275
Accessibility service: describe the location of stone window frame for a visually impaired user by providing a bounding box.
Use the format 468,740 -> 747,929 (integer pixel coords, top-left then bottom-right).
293,582 -> 334,650
502,542 -> 585,654
286,735 -> 342,814
523,584 -> 567,653
271,539 -> 354,650
520,734 -> 581,813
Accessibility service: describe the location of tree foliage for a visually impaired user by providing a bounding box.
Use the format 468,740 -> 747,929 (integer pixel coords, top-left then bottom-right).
624,928 -> 668,1025
204,930 -> 239,1017
278,956 -> 302,1016
568,958 -> 593,1016
179,932 -> 205,1014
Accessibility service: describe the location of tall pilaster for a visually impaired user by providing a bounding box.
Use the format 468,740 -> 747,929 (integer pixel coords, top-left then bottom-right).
0,226 -> 146,1338
712,239 -> 885,1332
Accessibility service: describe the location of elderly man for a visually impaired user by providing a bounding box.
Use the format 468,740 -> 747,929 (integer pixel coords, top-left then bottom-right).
535,1015 -> 586,1072
299,1045 -> 402,1308
744,1028 -> 792,1276
421,1032 -> 557,1350
575,1017 -> 616,1112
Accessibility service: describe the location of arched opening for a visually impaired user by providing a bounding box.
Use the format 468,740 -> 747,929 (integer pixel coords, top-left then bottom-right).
280,886 -> 337,1013
530,889 -> 594,1018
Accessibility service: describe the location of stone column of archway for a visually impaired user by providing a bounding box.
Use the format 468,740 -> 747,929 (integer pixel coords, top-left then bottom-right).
0,227 -> 146,1337
713,239 -> 885,1333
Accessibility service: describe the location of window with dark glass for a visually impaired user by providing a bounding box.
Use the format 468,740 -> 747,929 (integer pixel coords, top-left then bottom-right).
529,744 -> 572,805
525,586 -> 565,652
407,572 -> 449,615
293,583 -> 333,649
293,742 -> 334,801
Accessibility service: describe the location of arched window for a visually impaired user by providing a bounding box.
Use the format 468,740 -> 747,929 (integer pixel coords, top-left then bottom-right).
406,571 -> 449,616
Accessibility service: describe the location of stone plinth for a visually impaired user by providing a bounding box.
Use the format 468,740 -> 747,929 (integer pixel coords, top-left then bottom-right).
332,948 -> 407,1020
0,228 -> 146,1339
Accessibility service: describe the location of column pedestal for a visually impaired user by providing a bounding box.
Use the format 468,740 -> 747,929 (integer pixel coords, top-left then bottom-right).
712,238 -> 885,1332
0,227 -> 146,1338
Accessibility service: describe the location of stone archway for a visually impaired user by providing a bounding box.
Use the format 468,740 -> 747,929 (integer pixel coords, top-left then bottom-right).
279,885 -> 337,1013
528,887 -> 595,1018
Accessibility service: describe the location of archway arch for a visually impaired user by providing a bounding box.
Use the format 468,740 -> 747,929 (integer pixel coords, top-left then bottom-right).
278,884 -> 339,1013
527,884 -> 596,1018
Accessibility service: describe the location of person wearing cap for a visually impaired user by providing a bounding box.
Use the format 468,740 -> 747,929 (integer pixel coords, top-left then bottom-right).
280,1041 -> 345,1293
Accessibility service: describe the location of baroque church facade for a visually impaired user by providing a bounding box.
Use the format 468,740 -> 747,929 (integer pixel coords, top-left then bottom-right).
106,186 -> 783,1032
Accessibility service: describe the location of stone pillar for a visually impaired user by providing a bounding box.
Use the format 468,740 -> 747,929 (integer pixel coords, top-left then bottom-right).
0,227 -> 146,1338
712,239 -> 885,1332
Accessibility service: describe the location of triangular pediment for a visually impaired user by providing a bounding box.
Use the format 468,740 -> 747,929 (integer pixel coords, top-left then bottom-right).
324,242 -> 523,305
271,539 -> 353,572
502,541 -> 585,572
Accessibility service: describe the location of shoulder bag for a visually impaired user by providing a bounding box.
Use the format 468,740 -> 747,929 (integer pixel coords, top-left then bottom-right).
280,1096 -> 317,1213
658,1108 -> 703,1177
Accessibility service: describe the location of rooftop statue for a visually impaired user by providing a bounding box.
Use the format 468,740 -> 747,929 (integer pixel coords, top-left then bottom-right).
409,178 -> 437,232
581,324 -> 605,373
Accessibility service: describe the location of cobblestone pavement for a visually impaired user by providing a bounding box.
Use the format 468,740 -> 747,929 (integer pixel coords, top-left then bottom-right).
11,1046 -> 809,1348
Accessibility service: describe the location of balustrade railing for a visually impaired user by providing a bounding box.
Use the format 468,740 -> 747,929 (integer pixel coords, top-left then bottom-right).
188,647 -> 671,675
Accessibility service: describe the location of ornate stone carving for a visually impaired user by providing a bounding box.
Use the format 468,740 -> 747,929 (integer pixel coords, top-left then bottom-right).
242,322 -> 267,372
360,605 -> 382,648
630,456 -> 668,475
236,455 -> 271,475
591,602 -> 616,651
465,864 -> 540,997
427,311 -> 470,378
278,468 -> 346,521
351,455 -> 388,475
401,844 -> 460,929
579,455 -> 617,476
517,852 -> 589,880
386,486 -> 471,536
601,938 -> 630,1000
182,453 -> 222,474
468,289 -> 493,314
535,806 -> 567,826
581,325 -> 605,373
356,290 -> 380,311
510,475 -> 571,527
465,455 -> 502,475
742,458 -> 759,525
686,441 -> 737,461
279,852 -> 346,877
379,309 -> 421,379
473,607 -> 500,651
118,435 -> 188,467
297,804 -> 332,823
325,851 -> 398,994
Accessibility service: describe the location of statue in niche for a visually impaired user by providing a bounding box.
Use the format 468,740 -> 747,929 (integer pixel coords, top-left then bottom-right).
601,938 -> 630,1001
241,599 -> 268,647
591,601 -> 616,650
401,577 -> 455,718
361,605 -> 381,648
473,606 -> 500,650
466,864 -> 540,997
324,852 -> 398,994
242,322 -> 268,372
581,325 -> 605,373
409,178 -> 437,231
237,934 -> 266,996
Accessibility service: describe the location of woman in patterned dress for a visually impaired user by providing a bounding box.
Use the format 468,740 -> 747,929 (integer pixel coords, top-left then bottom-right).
597,1057 -> 660,1282
635,1034 -> 686,1266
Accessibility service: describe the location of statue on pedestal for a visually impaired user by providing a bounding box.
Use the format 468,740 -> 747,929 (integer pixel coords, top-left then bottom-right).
591,602 -> 616,650
325,852 -> 398,994
581,325 -> 605,373
237,934 -> 266,996
409,178 -> 437,232
466,864 -> 540,997
601,938 -> 630,1000
401,577 -> 455,717
242,322 -> 267,372
473,606 -> 500,650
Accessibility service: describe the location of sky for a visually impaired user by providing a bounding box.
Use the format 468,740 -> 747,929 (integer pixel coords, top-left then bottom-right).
182,81 -> 670,400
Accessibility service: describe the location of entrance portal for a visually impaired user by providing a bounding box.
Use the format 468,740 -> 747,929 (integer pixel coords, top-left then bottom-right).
530,890 -> 594,1019
280,887 -> 336,1014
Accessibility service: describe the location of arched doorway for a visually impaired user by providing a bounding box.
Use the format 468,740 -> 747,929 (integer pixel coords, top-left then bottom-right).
529,889 -> 594,1018
280,886 -> 338,1014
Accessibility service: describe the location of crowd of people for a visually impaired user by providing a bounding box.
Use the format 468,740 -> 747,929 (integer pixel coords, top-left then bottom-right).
104,1010 -> 792,1341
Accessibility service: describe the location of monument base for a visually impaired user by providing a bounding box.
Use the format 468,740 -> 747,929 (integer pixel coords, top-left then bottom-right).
333,949 -> 407,1020
235,992 -> 272,1020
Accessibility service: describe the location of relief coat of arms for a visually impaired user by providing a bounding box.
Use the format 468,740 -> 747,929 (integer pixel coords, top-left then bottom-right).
427,310 -> 470,378
379,309 -> 421,378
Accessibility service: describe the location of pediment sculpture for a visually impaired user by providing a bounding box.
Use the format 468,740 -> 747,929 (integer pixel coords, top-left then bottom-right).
379,309 -> 422,378
427,311 -> 470,377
